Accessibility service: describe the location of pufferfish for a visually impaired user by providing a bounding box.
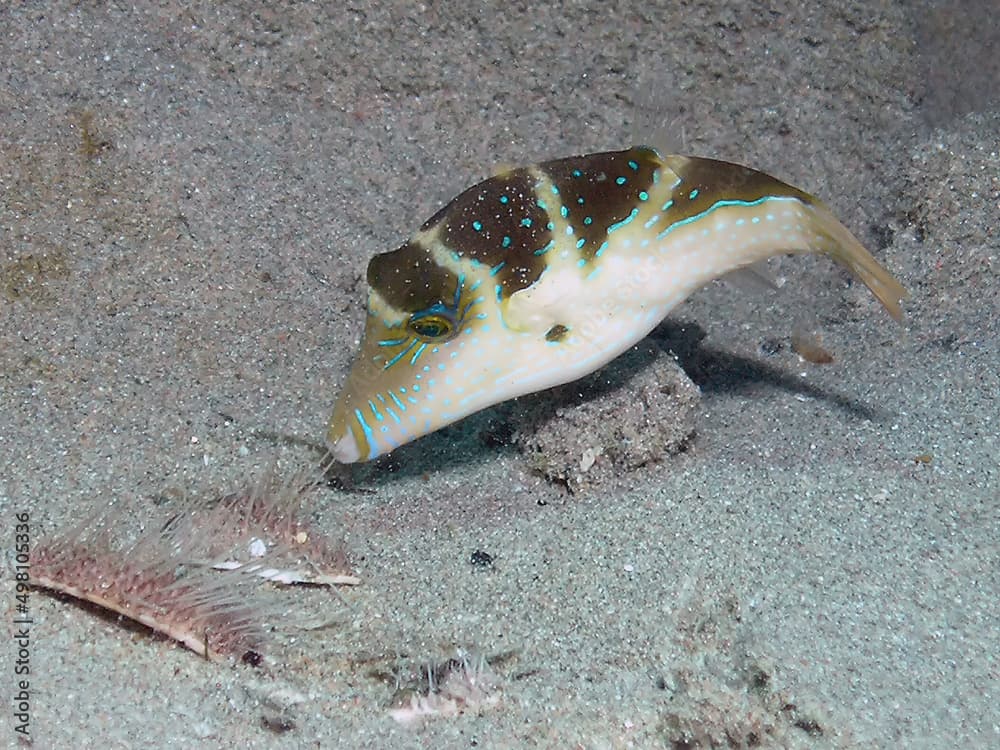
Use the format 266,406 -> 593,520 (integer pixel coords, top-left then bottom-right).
327,146 -> 907,463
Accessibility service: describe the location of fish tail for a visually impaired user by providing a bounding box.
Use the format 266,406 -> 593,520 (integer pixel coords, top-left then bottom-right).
804,201 -> 908,322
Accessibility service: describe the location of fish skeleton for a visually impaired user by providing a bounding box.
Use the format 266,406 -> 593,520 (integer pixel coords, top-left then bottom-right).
327,146 -> 907,463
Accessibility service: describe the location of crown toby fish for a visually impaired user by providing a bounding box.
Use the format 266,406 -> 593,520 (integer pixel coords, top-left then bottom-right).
327,146 -> 907,463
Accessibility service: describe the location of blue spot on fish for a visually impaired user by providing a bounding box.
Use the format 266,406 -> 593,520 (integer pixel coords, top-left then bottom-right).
384,340 -> 417,370
607,207 -> 640,235
409,343 -> 427,365
354,408 -> 374,447
534,239 -> 555,256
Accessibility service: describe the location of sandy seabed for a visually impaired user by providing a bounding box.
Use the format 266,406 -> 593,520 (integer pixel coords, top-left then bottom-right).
2,2 -> 997,748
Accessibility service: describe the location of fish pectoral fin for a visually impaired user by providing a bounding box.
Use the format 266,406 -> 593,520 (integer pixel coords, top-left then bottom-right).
720,261 -> 780,295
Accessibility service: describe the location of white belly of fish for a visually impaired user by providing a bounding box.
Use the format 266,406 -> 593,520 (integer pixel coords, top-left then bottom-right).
494,197 -> 810,395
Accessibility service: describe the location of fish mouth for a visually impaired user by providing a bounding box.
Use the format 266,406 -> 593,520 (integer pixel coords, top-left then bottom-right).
326,426 -> 361,463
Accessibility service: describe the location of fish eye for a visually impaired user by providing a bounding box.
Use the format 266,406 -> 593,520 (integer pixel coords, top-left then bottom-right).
407,312 -> 455,340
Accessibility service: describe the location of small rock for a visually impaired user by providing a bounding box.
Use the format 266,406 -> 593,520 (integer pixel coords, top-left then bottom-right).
514,341 -> 700,491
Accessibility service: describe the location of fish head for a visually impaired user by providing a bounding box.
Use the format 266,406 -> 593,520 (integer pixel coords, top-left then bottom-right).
327,239 -> 472,462
329,221 -> 537,460
326,236 -> 607,463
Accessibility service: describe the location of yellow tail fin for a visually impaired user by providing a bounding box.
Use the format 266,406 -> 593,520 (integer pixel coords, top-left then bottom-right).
807,202 -> 908,321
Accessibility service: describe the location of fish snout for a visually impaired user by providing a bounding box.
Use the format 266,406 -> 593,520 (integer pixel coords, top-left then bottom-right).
326,422 -> 362,463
